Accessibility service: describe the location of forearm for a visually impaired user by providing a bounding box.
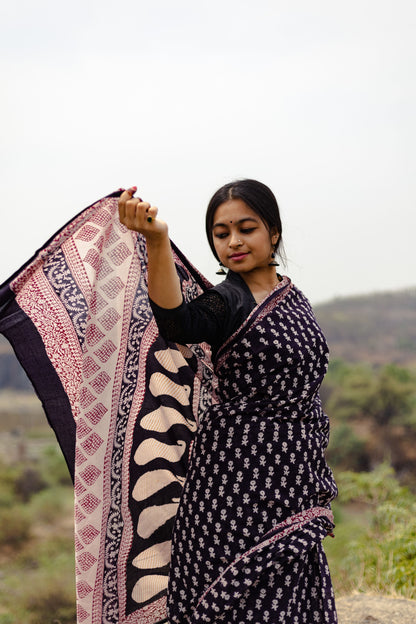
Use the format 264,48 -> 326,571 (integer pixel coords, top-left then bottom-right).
118,187 -> 183,309
146,235 -> 183,309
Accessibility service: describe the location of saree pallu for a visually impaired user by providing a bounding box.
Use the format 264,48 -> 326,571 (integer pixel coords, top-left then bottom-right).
167,278 -> 338,623
0,192 -> 214,624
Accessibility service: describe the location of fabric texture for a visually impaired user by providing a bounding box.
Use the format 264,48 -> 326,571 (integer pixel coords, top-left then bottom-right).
0,192 -> 214,624
166,276 -> 338,623
0,191 -> 338,624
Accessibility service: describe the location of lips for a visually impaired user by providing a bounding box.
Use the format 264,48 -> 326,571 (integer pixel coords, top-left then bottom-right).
229,252 -> 249,261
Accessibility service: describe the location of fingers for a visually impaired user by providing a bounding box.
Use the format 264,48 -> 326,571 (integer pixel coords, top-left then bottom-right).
118,186 -> 145,223
146,206 -> 158,223
118,186 -> 139,221
118,186 -> 159,233
124,201 -> 152,229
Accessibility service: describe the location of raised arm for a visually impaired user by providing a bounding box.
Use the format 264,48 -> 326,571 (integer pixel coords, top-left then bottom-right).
118,187 -> 183,309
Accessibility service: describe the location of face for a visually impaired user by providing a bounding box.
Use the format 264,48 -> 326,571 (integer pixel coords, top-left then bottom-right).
212,199 -> 279,275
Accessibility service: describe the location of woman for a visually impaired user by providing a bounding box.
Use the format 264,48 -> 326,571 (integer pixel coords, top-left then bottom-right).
118,179 -> 338,624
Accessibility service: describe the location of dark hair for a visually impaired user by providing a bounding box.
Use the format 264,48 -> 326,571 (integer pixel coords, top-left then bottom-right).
205,179 -> 283,262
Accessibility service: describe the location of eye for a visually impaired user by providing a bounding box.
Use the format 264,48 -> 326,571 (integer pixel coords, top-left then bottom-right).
240,227 -> 255,234
214,232 -> 228,239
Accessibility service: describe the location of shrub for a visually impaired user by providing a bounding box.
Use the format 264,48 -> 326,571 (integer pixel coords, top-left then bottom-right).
335,464 -> 416,598
28,487 -> 69,525
0,505 -> 31,548
0,462 -> 21,507
21,562 -> 76,624
14,467 -> 47,502
40,446 -> 72,487
327,423 -> 369,471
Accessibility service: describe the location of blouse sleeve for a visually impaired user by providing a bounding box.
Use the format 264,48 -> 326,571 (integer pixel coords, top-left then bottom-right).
150,273 -> 257,356
149,290 -> 229,349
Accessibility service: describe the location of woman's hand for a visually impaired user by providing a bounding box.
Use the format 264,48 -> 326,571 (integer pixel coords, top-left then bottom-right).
118,187 -> 168,240
118,187 -> 183,308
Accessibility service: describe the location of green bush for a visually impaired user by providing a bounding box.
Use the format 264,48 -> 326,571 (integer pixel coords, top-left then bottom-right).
0,462 -> 21,507
28,487 -> 68,524
1,537 -> 75,624
323,360 -> 416,428
333,464 -> 416,598
0,434 -> 76,623
327,423 -> 369,471
40,445 -> 72,487
16,534 -> 74,569
22,566 -> 76,624
0,505 -> 31,548
14,467 -> 47,502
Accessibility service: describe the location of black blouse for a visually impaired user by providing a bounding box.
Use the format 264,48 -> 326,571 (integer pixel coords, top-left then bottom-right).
149,271 -> 257,359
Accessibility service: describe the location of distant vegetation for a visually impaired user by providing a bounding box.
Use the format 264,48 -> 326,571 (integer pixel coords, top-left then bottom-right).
315,287 -> 416,366
0,434 -> 75,624
324,360 -> 416,486
326,464 -> 416,599
314,287 -> 416,488
317,288 -> 416,600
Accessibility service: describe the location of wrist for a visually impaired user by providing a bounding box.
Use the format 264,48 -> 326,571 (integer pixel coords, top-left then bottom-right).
145,230 -> 170,249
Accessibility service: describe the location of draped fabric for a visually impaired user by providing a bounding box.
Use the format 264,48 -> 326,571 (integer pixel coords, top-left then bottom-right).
0,191 -> 338,624
0,192 -> 214,624
167,278 -> 338,623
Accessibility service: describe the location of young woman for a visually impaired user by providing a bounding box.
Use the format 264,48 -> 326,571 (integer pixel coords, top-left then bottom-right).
118,179 -> 338,624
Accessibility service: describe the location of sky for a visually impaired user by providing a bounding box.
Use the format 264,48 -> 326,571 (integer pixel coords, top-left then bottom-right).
1,0 -> 415,304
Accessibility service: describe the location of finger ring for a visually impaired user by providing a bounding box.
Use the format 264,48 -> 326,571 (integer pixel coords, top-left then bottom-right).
147,216 -> 153,223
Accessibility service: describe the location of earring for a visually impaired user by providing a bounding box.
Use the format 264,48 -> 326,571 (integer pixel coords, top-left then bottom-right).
269,252 -> 279,267
216,262 -> 227,275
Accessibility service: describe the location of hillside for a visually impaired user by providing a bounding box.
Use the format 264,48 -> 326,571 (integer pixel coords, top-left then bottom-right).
314,287 -> 416,367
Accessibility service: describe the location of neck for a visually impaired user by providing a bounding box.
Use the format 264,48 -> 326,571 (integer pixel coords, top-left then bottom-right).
238,267 -> 279,303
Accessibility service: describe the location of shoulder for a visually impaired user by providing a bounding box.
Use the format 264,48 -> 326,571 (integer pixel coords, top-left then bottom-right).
211,271 -> 255,306
204,272 -> 256,329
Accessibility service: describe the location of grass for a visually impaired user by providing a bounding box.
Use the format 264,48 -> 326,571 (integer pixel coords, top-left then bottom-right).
326,466 -> 416,600
325,500 -> 372,597
0,420 -> 76,624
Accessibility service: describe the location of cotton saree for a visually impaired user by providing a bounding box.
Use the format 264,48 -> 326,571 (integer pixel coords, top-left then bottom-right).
0,191 -> 337,623
167,274 -> 338,623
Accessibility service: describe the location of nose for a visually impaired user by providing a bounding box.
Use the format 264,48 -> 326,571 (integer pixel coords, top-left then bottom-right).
229,232 -> 242,247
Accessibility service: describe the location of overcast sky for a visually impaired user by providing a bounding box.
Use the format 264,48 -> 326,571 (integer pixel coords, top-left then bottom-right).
1,0 -> 415,303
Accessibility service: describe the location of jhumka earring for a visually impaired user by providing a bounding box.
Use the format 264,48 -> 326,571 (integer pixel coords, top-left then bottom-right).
268,252 -> 279,267
216,262 -> 227,275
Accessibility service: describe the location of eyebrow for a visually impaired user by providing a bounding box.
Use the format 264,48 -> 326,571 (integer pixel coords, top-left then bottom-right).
212,217 -> 259,228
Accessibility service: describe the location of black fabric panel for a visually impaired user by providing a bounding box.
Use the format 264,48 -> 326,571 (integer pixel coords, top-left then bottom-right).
0,299 -> 75,481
